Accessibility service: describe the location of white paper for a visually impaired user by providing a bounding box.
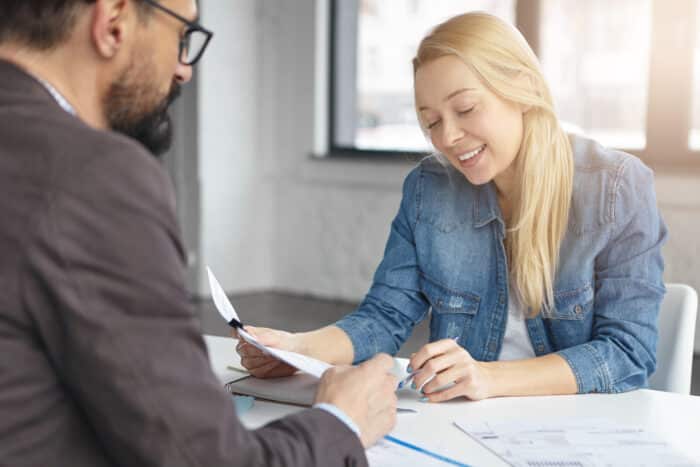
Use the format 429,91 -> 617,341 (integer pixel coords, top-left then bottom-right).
237,328 -> 332,379
206,266 -> 332,379
366,438 -> 465,467
206,267 -> 240,324
455,418 -> 698,467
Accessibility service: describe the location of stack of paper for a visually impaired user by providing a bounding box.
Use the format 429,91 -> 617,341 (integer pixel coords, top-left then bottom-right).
455,418 -> 696,467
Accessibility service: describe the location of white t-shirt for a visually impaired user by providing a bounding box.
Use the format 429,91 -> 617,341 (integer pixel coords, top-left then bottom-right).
498,288 -> 536,361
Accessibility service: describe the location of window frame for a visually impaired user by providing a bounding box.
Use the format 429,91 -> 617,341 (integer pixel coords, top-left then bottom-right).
326,0 -> 700,171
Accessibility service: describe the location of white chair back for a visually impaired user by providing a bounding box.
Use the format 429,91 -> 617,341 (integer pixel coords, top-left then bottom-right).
648,283 -> 698,394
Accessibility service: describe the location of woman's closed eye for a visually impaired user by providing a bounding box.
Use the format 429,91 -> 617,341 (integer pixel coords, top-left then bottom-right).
457,106 -> 475,116
427,119 -> 442,130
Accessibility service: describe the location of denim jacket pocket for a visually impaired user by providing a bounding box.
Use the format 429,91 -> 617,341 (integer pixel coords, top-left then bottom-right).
420,274 -> 480,341
543,283 -> 594,321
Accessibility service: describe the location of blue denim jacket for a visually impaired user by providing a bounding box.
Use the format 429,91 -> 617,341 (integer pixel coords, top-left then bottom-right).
335,135 -> 667,394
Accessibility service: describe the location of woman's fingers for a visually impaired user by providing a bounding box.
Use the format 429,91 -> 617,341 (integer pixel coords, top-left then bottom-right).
236,340 -> 265,358
420,363 -> 468,394
244,326 -> 282,347
411,345 -> 471,389
248,359 -> 291,378
421,379 -> 467,403
409,338 -> 460,374
421,360 -> 491,402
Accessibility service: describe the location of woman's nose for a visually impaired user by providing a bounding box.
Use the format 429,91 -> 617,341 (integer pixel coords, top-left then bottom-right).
441,118 -> 465,147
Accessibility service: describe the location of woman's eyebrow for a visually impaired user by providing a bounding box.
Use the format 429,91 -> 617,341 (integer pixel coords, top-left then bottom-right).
418,88 -> 476,111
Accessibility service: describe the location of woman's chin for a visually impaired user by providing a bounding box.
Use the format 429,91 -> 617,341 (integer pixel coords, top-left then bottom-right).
459,169 -> 492,186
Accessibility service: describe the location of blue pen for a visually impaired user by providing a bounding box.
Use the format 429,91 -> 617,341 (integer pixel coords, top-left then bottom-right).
384,435 -> 471,466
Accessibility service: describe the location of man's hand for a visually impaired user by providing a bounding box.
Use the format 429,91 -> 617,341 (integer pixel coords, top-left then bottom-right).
235,326 -> 299,378
314,354 -> 398,447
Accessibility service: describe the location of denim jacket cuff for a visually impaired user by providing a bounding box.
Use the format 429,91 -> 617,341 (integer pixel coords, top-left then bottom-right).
334,317 -> 378,364
557,343 -> 612,393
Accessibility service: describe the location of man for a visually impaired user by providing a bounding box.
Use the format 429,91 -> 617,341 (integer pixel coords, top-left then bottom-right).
0,1 -> 397,466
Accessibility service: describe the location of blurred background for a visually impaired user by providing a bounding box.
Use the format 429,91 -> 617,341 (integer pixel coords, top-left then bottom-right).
164,0 -> 700,391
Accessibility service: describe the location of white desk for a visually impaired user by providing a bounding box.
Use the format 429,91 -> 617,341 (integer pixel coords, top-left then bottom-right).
204,334 -> 700,466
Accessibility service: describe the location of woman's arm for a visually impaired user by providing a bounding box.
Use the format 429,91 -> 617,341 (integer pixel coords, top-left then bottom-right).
296,325 -> 356,365
484,353 -> 578,396
238,167 -> 431,375
408,339 -> 577,401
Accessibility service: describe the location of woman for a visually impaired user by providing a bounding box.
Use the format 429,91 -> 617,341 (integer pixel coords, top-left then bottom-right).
236,12 -> 667,401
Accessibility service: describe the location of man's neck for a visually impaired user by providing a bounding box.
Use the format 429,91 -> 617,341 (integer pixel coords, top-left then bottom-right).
0,43 -> 108,129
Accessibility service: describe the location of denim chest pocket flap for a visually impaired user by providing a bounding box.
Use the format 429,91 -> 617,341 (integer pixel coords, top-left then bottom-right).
545,283 -> 594,320
420,275 -> 480,315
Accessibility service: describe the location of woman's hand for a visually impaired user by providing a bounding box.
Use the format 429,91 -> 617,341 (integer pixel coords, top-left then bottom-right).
234,326 -> 301,378
408,339 -> 493,402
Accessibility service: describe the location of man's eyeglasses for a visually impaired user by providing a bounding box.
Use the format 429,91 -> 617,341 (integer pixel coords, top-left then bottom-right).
141,0 -> 213,66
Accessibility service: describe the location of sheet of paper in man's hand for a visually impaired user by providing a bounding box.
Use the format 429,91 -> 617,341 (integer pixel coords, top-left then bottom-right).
207,267 -> 333,378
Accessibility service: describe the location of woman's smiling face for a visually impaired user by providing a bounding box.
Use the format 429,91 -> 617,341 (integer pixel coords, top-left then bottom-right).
414,55 -> 525,190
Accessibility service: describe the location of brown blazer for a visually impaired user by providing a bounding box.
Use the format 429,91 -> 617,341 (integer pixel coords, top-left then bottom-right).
0,60 -> 367,467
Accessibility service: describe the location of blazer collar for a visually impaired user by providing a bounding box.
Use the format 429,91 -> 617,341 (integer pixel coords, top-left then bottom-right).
0,59 -> 52,98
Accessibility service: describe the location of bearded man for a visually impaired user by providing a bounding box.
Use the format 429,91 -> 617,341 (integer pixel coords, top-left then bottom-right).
0,1 -> 397,466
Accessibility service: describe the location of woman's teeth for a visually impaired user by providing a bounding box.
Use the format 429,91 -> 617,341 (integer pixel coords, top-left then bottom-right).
458,145 -> 486,161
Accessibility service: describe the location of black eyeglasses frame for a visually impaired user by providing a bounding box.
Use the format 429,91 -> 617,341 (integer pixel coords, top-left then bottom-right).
141,0 -> 213,66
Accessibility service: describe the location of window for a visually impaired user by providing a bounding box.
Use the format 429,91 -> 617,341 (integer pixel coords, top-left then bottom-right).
690,0 -> 700,150
329,0 -> 700,168
539,0 -> 652,150
332,0 -> 516,155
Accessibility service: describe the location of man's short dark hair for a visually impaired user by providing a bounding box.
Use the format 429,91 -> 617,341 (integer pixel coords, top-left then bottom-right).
0,0 -> 150,50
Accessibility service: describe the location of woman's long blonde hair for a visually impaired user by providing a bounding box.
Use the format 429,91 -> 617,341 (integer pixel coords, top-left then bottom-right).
413,12 -> 573,316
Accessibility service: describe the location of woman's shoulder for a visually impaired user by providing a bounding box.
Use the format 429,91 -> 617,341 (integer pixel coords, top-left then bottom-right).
570,134 -> 651,177
569,134 -> 656,231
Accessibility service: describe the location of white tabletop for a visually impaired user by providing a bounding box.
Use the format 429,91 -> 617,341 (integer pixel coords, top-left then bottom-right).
204,334 -> 700,466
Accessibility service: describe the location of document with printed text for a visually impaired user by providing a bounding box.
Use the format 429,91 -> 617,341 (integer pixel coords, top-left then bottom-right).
455,417 -> 696,467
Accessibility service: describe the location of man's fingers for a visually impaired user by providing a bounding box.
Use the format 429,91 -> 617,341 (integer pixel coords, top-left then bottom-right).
368,374 -> 399,401
359,353 -> 394,373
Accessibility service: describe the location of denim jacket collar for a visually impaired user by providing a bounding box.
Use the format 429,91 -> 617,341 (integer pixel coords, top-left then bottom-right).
474,182 -> 505,236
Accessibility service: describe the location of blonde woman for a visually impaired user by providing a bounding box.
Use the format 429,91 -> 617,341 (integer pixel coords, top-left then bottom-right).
236,12 -> 667,401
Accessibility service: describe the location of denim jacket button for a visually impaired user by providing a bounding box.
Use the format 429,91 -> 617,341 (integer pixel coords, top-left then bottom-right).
488,342 -> 497,352
499,294 -> 505,305
574,305 -> 583,314
537,344 -> 545,353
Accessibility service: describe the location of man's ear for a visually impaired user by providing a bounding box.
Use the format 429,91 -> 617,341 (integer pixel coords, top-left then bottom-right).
90,0 -> 131,59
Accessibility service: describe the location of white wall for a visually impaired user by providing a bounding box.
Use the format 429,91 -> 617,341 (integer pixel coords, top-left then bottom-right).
198,0 -> 700,350
197,1 -> 276,293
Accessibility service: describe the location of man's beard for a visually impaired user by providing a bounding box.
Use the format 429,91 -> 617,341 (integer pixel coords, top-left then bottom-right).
104,64 -> 182,157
